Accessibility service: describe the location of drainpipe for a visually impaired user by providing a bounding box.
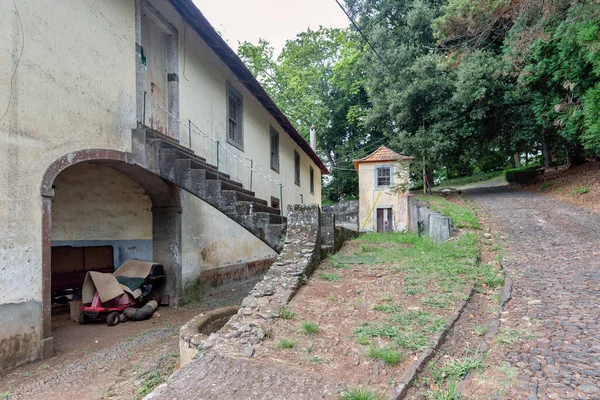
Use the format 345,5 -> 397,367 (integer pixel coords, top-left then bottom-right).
310,126 -> 317,151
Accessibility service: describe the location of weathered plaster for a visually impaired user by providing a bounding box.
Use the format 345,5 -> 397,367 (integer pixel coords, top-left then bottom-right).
51,162 -> 152,241
358,161 -> 411,232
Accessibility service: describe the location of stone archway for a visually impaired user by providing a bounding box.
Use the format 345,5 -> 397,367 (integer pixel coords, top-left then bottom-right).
40,149 -> 182,358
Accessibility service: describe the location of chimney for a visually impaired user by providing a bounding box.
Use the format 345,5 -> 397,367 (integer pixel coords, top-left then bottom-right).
310,125 -> 317,151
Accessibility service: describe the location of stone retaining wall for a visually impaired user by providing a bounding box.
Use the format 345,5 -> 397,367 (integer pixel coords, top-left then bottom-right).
322,200 -> 359,231
191,204 -> 323,358
408,196 -> 455,243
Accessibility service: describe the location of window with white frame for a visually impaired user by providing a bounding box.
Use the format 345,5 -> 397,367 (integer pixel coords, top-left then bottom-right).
226,82 -> 243,149
376,166 -> 392,187
270,126 -> 279,173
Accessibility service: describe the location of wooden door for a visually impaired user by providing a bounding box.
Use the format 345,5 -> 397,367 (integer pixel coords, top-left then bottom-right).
376,208 -> 393,232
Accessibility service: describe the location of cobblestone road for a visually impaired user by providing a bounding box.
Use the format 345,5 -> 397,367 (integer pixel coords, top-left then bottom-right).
467,185 -> 600,399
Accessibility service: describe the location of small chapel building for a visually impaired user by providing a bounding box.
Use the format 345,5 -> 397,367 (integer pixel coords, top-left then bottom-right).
354,146 -> 414,232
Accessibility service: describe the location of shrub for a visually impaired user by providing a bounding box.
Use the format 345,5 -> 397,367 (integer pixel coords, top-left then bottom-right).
504,165 -> 540,185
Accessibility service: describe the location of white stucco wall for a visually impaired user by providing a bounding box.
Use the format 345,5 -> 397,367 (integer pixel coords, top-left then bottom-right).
358,161 -> 411,232
147,0 -> 323,214
181,192 -> 276,286
0,0 -> 136,306
52,163 -> 152,241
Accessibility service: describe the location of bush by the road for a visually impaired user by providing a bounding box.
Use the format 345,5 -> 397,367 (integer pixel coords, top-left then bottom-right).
505,165 -> 540,185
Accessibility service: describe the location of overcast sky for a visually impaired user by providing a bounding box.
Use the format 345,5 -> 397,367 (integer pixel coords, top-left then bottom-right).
192,0 -> 350,54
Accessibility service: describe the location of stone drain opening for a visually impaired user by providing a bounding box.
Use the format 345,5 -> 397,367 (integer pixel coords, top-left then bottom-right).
179,306 -> 240,366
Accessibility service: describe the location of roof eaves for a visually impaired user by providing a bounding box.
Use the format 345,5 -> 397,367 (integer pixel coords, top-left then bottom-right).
167,0 -> 329,175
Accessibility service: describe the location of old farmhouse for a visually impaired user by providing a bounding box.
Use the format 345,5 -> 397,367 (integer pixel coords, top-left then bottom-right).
0,0 -> 328,371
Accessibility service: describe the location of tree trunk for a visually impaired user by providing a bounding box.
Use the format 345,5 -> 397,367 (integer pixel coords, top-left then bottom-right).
514,152 -> 522,168
423,156 -> 427,194
542,131 -> 551,168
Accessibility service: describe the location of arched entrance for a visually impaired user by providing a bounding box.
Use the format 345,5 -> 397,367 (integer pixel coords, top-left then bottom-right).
40,149 -> 182,357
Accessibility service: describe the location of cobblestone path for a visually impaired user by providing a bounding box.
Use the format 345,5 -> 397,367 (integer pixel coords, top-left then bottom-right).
467,185 -> 600,399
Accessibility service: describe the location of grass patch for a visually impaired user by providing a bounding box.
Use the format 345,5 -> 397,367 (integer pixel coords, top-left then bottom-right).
540,182 -> 552,191
421,294 -> 457,309
366,346 -> 406,365
279,338 -> 297,349
436,171 -> 504,188
0,392 -> 14,400
278,306 -> 295,320
340,388 -> 384,400
434,353 -> 486,381
415,194 -> 480,229
495,328 -> 532,345
355,335 -> 371,345
571,185 -> 590,195
332,254 -> 379,264
354,322 -> 431,350
320,272 -> 342,282
300,321 -> 320,335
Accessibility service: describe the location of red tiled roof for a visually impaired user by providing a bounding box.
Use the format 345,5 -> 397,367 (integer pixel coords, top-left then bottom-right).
353,145 -> 414,171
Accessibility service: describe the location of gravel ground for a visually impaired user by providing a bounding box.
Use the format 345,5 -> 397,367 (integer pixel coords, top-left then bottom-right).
465,184 -> 600,399
0,281 -> 257,400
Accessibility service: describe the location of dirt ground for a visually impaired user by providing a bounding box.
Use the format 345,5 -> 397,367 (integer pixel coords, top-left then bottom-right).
252,236 -> 476,397
520,161 -> 600,212
405,195 -> 507,399
0,281 -> 257,400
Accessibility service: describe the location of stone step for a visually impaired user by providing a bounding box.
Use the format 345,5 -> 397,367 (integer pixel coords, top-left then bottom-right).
221,190 -> 268,206
236,201 -> 281,216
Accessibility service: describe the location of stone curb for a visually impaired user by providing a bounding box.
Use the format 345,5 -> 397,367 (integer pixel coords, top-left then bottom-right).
389,287 -> 475,400
456,261 -> 513,394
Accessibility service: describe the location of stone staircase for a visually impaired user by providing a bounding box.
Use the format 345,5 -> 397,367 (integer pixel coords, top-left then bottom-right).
132,128 -> 287,252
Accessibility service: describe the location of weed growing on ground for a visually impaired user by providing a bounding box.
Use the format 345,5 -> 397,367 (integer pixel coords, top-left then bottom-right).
431,352 -> 486,383
355,335 -> 371,345
300,321 -> 320,335
279,338 -> 297,349
379,293 -> 393,302
473,325 -> 488,336
424,380 -> 462,400
540,182 -> 552,191
320,272 -> 342,282
366,346 -> 406,365
0,392 -> 14,400
339,387 -> 384,400
495,328 -> 532,344
308,356 -> 324,364
278,306 -> 295,320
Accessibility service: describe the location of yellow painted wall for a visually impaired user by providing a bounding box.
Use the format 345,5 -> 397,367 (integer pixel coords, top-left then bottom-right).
358,161 -> 411,232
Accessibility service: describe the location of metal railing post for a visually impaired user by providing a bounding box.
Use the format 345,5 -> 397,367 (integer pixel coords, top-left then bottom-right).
188,119 -> 192,149
143,91 -> 147,126
250,159 -> 253,191
279,184 -> 283,216
216,140 -> 220,181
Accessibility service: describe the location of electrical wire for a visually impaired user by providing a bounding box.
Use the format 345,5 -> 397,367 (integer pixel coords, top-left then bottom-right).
0,0 -> 25,124
334,0 -> 394,75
